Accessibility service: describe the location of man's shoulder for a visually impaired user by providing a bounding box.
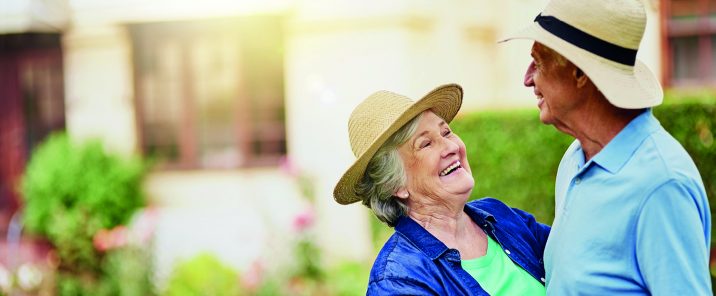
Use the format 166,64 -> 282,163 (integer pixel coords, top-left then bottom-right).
636,129 -> 702,182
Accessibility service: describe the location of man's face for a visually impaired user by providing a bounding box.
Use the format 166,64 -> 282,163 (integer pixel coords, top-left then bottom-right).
523,42 -> 581,126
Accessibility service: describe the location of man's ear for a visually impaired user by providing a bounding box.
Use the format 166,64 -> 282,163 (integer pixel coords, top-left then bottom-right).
573,67 -> 589,88
394,188 -> 409,200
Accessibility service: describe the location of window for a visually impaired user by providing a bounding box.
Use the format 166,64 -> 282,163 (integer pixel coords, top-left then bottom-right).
662,0 -> 716,86
130,17 -> 286,169
0,33 -> 65,228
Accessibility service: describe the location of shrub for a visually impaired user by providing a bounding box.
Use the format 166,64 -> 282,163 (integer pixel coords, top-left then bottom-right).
96,246 -> 156,296
324,261 -> 371,296
654,101 -> 716,208
369,98 -> 716,249
162,253 -> 241,296
21,132 -> 149,294
453,98 -> 715,234
451,109 -> 572,224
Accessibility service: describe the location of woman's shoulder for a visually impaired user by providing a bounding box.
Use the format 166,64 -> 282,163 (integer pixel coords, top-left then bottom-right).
369,232 -> 434,283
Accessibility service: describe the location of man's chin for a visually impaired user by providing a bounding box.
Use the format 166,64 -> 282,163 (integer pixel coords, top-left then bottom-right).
538,114 -> 552,125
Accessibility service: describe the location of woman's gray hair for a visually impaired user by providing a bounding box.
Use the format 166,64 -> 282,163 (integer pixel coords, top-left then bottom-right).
356,113 -> 422,227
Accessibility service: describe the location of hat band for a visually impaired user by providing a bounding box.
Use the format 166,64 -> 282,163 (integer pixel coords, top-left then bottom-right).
534,14 -> 637,66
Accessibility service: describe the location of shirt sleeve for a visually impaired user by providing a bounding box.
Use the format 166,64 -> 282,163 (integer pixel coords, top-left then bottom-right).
635,180 -> 711,295
367,277 -> 439,296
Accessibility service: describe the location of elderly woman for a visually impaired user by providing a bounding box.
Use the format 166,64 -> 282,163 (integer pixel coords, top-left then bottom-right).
333,84 -> 549,295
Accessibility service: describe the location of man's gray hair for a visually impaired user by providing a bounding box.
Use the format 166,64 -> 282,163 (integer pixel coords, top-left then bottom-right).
356,113 -> 422,227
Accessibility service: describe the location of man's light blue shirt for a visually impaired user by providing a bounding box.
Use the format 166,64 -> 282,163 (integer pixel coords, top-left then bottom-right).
544,110 -> 711,295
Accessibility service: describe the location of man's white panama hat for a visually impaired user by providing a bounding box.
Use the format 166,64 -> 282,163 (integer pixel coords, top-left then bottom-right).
501,0 -> 663,109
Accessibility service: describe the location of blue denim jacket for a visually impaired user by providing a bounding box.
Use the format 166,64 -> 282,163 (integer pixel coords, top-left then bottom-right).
367,198 -> 550,295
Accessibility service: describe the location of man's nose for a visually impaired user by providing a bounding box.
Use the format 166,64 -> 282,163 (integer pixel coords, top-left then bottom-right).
524,61 -> 536,87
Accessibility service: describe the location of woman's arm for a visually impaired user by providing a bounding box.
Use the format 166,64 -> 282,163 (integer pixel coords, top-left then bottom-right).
368,277 -> 439,296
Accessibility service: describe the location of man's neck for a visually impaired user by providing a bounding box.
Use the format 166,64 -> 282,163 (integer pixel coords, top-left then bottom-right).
558,100 -> 643,161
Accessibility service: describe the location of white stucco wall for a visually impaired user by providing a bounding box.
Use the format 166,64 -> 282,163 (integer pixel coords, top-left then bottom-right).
59,0 -> 318,287
0,0 -> 69,33
145,169 -> 306,286
63,25 -> 138,156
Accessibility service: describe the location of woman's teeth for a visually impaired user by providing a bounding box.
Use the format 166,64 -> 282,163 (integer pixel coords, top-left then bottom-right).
440,161 -> 461,176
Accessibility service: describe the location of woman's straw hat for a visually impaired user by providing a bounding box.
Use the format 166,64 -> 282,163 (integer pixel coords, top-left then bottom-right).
501,0 -> 663,109
333,84 -> 463,205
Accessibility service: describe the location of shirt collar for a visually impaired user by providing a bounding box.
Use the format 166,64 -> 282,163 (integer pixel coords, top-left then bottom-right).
394,204 -> 496,260
591,109 -> 661,174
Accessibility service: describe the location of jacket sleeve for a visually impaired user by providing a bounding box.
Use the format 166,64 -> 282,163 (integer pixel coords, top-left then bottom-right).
511,206 -> 551,251
367,277 -> 439,296
635,180 -> 711,295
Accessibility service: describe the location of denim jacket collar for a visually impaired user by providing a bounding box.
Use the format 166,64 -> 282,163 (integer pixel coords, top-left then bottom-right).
394,204 -> 498,260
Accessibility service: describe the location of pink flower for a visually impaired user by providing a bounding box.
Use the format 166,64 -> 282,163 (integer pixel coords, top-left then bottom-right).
279,156 -> 300,177
93,225 -> 128,251
292,208 -> 315,233
241,260 -> 264,291
131,206 -> 158,245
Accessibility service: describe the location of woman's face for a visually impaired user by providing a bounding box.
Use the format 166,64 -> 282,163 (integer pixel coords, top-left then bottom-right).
397,110 -> 474,201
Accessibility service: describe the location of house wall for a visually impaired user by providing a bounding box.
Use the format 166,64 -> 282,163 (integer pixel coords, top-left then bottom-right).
144,169 -> 307,284
59,0 -> 312,286
1,0 -> 664,288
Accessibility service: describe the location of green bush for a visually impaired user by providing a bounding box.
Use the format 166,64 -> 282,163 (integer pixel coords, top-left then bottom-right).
451,109 -> 572,224
453,99 -> 715,233
654,102 -> 716,208
163,253 -> 241,296
324,261 -> 371,296
369,98 -> 715,249
97,246 -> 156,296
21,132 -> 149,294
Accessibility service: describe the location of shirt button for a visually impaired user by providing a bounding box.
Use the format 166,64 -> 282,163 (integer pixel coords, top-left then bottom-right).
504,249 -> 511,255
540,277 -> 545,283
575,177 -> 581,185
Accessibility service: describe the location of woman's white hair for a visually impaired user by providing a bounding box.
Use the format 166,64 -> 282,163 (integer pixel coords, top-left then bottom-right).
356,113 -> 422,227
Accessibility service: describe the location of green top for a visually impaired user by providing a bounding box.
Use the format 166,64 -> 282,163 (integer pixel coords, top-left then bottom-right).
461,234 -> 546,296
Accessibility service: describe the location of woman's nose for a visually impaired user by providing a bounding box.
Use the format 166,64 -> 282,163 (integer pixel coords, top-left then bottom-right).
524,61 -> 536,87
441,139 -> 460,158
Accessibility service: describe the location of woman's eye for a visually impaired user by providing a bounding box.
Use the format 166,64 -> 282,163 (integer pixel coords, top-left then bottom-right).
420,141 -> 431,149
442,130 -> 451,137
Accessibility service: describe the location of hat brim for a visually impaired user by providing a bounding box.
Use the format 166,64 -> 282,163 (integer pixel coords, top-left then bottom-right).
333,84 -> 463,205
500,22 -> 663,109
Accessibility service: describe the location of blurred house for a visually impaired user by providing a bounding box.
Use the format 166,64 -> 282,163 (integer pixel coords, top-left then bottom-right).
0,0 -> 706,287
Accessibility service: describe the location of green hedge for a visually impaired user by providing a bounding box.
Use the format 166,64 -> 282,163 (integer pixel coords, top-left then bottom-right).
451,99 -> 716,229
450,109 -> 571,224
370,97 -> 715,249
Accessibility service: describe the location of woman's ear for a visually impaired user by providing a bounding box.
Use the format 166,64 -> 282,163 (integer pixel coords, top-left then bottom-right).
394,188 -> 409,200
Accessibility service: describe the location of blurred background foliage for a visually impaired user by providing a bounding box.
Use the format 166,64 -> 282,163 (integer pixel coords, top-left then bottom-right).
163,253 -> 241,296
17,94 -> 715,295
371,94 -> 716,255
20,133 -> 153,295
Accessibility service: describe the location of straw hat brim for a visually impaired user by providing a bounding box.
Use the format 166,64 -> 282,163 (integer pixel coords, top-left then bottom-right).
333,84 -> 463,205
501,22 -> 663,109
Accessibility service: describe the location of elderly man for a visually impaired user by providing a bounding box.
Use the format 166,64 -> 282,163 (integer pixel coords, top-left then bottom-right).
503,0 -> 711,294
